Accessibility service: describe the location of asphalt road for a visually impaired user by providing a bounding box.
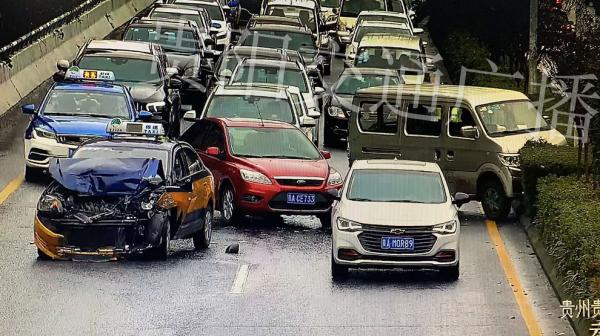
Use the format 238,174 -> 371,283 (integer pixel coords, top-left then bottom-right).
0,38 -> 576,336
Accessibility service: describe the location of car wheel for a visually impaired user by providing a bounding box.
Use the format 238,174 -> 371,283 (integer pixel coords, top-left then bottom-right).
220,185 -> 239,225
331,253 -> 348,280
318,212 -> 332,230
37,248 -> 52,260
149,214 -> 171,260
193,205 -> 213,250
440,262 -> 460,281
480,179 -> 511,220
25,166 -> 42,183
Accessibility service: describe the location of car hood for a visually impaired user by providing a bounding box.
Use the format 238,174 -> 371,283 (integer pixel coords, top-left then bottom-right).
241,158 -> 329,179
126,83 -> 166,104
37,115 -> 115,136
49,158 -> 164,196
166,53 -> 200,76
492,128 -> 567,154
338,200 -> 456,227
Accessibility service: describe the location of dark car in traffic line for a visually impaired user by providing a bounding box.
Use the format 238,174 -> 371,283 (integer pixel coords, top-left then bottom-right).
122,18 -> 219,108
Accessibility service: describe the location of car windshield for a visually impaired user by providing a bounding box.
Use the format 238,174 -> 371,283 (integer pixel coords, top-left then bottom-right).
266,6 -> 317,32
205,95 -> 295,124
228,127 -> 321,159
174,1 -> 224,20
320,0 -> 341,7
335,74 -> 401,94
73,146 -> 169,171
232,65 -> 309,92
124,27 -> 198,54
43,91 -> 130,118
358,15 -> 408,27
347,169 -> 447,203
356,47 -> 423,71
354,26 -> 411,42
240,31 -> 316,59
341,0 -> 385,17
79,56 -> 161,84
149,11 -> 206,30
476,100 -> 550,136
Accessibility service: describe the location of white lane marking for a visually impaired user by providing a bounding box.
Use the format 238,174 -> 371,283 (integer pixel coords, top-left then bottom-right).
230,264 -> 249,294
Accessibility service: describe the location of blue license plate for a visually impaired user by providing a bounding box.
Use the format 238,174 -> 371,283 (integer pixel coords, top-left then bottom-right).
286,193 -> 316,205
381,237 -> 415,251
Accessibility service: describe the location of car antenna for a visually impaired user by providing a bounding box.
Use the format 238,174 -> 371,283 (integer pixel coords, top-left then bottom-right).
253,99 -> 265,127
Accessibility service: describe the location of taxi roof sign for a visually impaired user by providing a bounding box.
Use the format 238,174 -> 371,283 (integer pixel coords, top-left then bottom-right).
65,66 -> 116,82
107,118 -> 165,137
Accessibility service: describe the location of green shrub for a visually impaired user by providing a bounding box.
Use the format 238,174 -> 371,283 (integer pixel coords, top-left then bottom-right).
519,140 -> 578,214
536,175 -> 600,299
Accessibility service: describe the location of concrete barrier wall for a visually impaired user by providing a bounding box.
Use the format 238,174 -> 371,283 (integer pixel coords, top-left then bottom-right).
0,0 -> 154,117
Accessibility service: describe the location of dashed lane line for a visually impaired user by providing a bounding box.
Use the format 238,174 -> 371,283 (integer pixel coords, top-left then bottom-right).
230,264 -> 249,294
0,175 -> 23,205
486,219 -> 543,336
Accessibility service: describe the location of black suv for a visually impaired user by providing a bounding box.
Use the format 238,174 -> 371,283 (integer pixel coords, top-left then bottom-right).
122,18 -> 219,109
63,40 -> 183,137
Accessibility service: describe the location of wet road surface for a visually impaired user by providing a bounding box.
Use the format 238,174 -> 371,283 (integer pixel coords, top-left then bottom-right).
0,29 -> 575,336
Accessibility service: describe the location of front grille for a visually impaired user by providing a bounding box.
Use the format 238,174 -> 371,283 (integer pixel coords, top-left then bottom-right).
268,192 -> 330,211
58,135 -> 94,146
63,226 -> 132,250
358,225 -> 437,254
275,178 -> 324,187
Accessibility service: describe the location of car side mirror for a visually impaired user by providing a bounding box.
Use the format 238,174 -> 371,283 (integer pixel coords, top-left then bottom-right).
204,38 -> 216,47
321,150 -> 331,159
452,192 -> 470,207
147,101 -> 166,113
307,109 -> 321,119
300,115 -> 317,127
413,27 -> 424,34
313,87 -> 325,95
460,126 -> 480,139
22,104 -> 36,115
166,67 -> 179,78
206,146 -> 224,159
183,110 -> 198,121
138,110 -> 153,120
170,78 -> 183,89
57,59 -> 70,71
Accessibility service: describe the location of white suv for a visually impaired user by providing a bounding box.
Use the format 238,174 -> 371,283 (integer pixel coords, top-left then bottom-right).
330,160 -> 468,280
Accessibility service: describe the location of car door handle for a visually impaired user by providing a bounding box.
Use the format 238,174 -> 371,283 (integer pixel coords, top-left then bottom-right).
447,150 -> 455,161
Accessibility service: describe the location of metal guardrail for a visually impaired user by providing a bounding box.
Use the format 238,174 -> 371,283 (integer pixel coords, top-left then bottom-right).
0,0 -> 104,62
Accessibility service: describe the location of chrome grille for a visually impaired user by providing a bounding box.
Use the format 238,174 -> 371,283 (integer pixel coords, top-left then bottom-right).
58,135 -> 94,146
358,225 -> 437,254
275,177 -> 324,187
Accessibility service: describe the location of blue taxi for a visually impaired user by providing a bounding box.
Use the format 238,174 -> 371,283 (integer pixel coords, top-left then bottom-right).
22,67 -> 152,181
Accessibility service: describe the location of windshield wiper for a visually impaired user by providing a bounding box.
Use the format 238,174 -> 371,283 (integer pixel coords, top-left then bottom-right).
491,127 -> 550,136
260,155 -> 312,160
348,198 -> 374,202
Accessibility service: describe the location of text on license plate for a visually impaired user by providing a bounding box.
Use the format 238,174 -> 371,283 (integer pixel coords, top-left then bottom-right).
286,193 -> 316,205
381,237 -> 415,250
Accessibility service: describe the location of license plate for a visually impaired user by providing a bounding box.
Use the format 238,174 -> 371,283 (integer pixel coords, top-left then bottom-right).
381,237 -> 415,251
286,193 -> 316,205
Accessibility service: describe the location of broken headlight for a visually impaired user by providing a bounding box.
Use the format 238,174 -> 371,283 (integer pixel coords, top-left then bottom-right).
38,194 -> 64,214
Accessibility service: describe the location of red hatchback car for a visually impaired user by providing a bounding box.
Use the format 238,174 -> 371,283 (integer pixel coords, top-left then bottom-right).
181,118 -> 344,226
